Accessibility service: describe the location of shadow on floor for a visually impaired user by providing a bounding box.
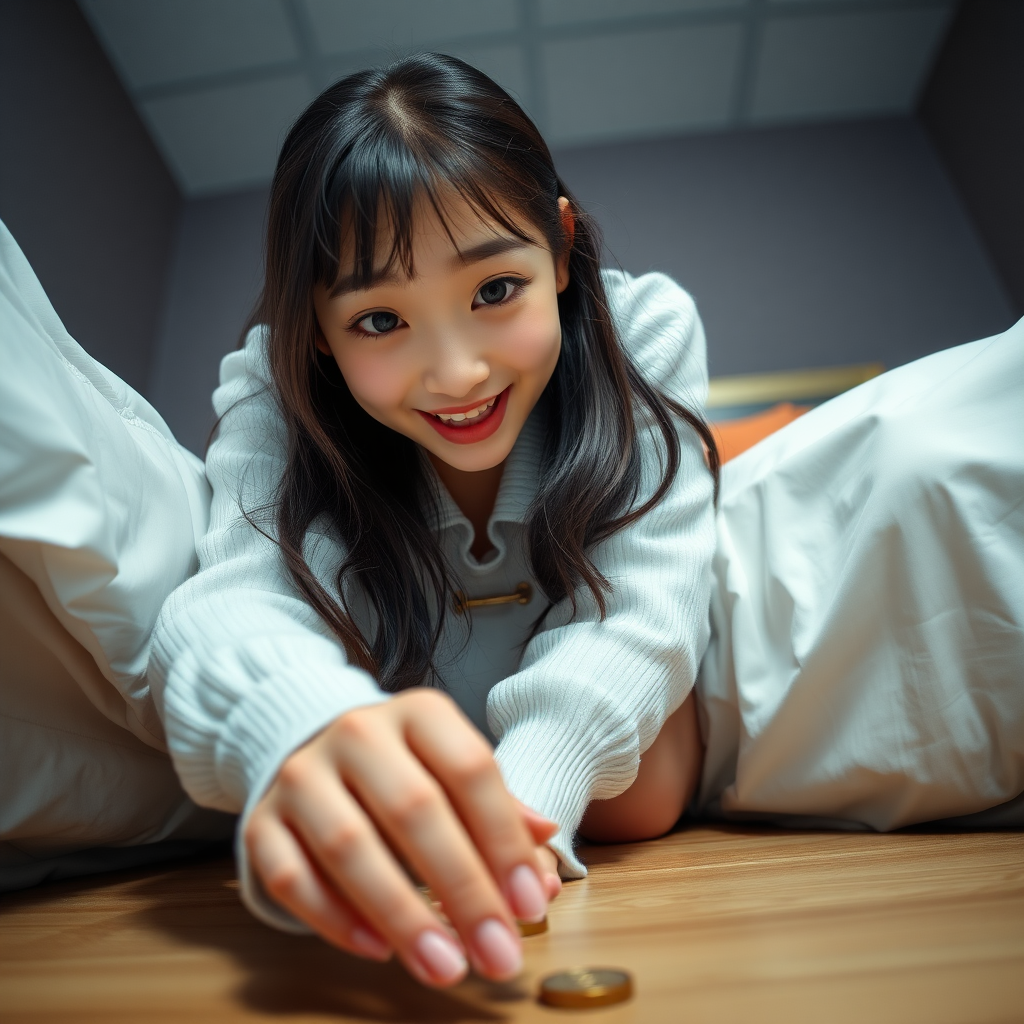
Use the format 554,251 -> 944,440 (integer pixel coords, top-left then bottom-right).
126,857 -> 523,1022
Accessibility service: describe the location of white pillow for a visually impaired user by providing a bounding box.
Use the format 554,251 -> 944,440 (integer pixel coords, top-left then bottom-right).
0,219 -> 211,750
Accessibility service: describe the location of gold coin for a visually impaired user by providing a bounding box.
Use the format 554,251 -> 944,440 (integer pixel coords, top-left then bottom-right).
519,916 -> 548,937
539,967 -> 633,1008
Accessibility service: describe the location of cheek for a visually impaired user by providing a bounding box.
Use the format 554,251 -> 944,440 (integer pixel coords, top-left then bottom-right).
333,348 -> 410,418
497,304 -> 562,374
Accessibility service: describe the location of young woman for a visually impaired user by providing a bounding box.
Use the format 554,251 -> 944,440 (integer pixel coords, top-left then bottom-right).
2,52 -> 1021,991
150,54 -> 717,986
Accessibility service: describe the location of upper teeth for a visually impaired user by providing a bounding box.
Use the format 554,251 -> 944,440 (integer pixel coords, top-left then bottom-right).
435,397 -> 496,423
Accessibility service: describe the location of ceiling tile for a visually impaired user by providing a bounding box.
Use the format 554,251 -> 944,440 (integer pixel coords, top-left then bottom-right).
302,0 -> 519,55
751,5 -> 955,123
768,0 -> 920,4
541,0 -> 742,26
543,24 -> 742,147
314,52 -> 375,91
142,75 -> 313,195
79,0 -> 299,90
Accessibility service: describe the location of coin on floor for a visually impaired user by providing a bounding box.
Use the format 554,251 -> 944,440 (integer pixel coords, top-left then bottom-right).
539,967 -> 633,1008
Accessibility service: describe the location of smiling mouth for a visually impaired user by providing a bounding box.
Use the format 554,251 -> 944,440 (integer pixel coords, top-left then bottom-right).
426,395 -> 498,426
416,386 -> 511,444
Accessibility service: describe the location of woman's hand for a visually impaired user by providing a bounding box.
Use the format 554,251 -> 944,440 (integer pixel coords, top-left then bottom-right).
244,688 -> 559,987
534,843 -> 561,889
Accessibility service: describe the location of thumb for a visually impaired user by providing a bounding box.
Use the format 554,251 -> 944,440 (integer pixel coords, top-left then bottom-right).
515,799 -> 558,844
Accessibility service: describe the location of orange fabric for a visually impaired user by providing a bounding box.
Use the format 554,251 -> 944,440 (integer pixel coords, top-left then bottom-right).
712,402 -> 810,463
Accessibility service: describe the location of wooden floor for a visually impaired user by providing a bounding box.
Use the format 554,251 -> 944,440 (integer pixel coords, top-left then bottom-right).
1,825 -> 1022,1023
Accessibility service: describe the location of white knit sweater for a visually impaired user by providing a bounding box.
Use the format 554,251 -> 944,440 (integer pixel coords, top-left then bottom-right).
150,269 -> 716,929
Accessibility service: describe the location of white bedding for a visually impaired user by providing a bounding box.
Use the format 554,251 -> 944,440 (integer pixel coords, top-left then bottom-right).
698,324 -> 1024,828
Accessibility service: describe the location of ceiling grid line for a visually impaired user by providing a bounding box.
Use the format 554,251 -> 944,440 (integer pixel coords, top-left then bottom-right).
279,0 -> 323,95
732,0 -> 767,125
518,0 -> 548,136
77,0 -> 958,197
764,0 -> 952,15
537,0 -> 949,41
126,0 -> 953,104
134,61 -> 305,103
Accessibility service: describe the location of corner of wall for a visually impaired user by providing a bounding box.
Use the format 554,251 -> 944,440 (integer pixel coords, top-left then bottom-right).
0,0 -> 183,393
918,0 -> 1024,316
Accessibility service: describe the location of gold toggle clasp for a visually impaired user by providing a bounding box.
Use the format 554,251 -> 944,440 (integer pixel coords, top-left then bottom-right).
453,581 -> 533,615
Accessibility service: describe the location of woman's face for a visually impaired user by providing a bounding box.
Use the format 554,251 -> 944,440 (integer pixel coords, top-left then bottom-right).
313,193 -> 571,475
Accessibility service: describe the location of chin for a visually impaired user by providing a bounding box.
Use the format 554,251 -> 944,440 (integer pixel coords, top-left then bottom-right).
439,442 -> 511,473
431,425 -> 516,470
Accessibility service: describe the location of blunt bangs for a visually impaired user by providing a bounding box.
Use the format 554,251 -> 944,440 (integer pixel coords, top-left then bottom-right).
303,58 -> 563,294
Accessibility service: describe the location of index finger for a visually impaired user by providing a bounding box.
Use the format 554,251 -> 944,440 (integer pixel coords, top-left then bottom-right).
399,692 -> 551,926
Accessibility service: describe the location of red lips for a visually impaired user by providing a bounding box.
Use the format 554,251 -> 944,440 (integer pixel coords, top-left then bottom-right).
416,385 -> 511,445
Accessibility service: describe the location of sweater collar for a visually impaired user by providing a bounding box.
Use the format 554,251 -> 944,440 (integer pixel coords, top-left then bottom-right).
425,401 -> 545,536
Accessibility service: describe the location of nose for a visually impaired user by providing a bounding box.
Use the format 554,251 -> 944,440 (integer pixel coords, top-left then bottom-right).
422,332 -> 490,399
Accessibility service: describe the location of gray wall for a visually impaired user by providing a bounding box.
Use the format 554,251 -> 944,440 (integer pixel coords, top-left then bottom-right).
153,114 -> 1016,452
556,116 -> 1016,377
920,0 -> 1024,314
147,187 -> 268,454
0,0 -> 180,392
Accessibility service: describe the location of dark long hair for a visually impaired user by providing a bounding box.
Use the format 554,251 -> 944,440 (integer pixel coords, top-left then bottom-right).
252,52 -> 718,691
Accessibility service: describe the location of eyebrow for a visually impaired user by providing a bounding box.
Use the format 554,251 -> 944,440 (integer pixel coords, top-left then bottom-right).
448,236 -> 532,269
329,269 -> 400,298
329,236 -> 532,298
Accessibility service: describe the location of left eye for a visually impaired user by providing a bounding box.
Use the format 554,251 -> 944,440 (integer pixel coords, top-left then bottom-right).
356,311 -> 402,335
475,279 -> 515,305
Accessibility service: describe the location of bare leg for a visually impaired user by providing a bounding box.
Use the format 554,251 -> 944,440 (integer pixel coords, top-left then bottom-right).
578,692 -> 703,843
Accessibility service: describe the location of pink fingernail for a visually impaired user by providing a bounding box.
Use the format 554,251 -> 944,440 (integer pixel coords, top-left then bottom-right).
412,930 -> 468,986
472,918 -> 522,980
508,864 -> 547,923
350,926 -> 392,961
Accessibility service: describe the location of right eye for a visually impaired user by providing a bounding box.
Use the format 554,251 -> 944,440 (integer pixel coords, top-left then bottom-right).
355,311 -> 403,335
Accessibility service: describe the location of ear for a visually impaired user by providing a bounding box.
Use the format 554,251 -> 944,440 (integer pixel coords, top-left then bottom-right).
314,326 -> 332,356
555,196 -> 574,294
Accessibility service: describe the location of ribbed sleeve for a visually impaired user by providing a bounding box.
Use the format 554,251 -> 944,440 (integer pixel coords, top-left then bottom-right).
149,329 -> 387,929
489,271 -> 717,876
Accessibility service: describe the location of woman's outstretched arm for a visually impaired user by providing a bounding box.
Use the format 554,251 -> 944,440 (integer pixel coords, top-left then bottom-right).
489,270 -> 717,872
150,328 -> 554,987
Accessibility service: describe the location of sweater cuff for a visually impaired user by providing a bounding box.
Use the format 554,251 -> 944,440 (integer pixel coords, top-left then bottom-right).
166,634 -> 389,932
494,713 -> 640,879
236,686 -> 392,931
237,650 -> 387,932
